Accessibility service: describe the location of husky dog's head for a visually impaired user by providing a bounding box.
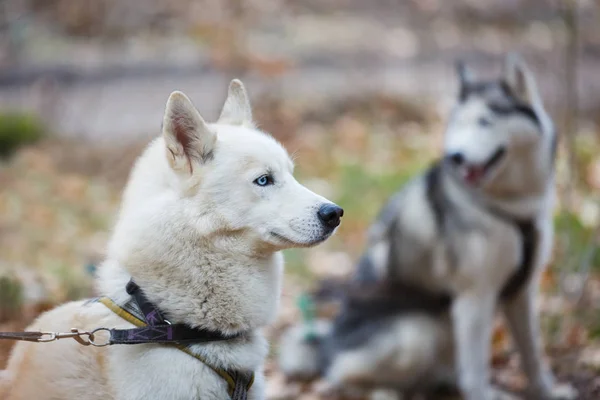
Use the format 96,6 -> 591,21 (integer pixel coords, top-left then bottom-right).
115,80 -> 342,256
444,54 -> 555,197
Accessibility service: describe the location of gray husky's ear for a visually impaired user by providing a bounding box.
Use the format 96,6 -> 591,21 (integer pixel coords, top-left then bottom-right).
218,79 -> 253,127
456,60 -> 475,101
503,53 -> 542,107
162,91 -> 216,173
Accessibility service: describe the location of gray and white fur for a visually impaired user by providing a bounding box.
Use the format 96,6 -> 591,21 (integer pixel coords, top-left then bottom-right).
278,54 -> 576,400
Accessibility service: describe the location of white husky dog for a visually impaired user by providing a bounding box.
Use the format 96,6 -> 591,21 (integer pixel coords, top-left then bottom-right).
279,55 -> 575,400
0,80 -> 343,400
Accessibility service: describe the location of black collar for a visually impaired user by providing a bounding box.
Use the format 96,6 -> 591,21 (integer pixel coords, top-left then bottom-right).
107,280 -> 241,345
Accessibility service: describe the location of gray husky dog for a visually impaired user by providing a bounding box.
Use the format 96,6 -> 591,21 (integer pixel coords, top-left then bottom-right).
278,55 -> 576,400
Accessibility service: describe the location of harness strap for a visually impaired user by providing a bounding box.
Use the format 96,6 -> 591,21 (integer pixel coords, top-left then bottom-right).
500,220 -> 538,299
480,199 -> 539,300
230,371 -> 254,400
125,280 -> 167,325
98,297 -> 254,398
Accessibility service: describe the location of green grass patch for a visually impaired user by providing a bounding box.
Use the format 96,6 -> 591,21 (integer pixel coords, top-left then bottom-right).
283,248 -> 314,283
334,161 -> 424,225
0,112 -> 46,159
554,211 -> 600,272
0,274 -> 23,321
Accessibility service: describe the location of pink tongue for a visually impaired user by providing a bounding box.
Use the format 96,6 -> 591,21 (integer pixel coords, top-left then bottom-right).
463,166 -> 485,184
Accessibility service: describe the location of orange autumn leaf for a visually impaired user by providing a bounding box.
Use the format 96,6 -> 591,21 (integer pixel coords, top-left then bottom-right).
541,268 -> 556,290
565,323 -> 588,347
491,321 -> 510,365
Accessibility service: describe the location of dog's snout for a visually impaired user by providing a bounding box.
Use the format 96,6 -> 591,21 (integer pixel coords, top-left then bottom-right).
318,204 -> 344,229
447,152 -> 465,166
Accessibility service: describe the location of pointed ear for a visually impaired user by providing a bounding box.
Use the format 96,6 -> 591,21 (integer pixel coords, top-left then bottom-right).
456,60 -> 475,101
217,79 -> 253,127
162,91 -> 216,173
503,53 -> 542,106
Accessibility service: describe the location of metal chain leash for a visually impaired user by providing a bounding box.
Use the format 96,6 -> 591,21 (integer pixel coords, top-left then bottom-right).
0,328 -> 111,347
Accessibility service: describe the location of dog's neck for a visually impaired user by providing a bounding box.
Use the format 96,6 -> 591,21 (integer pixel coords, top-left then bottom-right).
97,235 -> 283,336
481,146 -> 555,220
442,160 -> 554,221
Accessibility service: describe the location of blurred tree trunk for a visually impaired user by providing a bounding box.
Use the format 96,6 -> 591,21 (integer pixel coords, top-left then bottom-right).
562,0 -> 580,207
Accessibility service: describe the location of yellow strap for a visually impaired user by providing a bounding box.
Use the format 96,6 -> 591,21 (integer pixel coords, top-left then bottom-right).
99,297 -> 145,326
98,297 -> 244,395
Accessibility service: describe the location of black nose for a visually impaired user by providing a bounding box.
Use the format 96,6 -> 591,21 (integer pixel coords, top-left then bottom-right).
447,152 -> 465,166
318,204 -> 344,229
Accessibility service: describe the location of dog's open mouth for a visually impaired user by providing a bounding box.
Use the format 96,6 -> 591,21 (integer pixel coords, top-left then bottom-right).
453,147 -> 507,186
270,231 -> 330,247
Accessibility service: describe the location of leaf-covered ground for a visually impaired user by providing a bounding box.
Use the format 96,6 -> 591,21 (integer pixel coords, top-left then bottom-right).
0,103 -> 599,397
1,1 -> 600,398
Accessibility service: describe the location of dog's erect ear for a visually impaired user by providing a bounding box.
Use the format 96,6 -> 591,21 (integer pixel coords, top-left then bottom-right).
456,60 -> 475,101
217,79 -> 253,127
503,53 -> 542,107
162,91 -> 216,173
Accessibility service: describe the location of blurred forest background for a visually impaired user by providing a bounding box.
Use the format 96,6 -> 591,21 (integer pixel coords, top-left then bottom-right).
0,0 -> 599,398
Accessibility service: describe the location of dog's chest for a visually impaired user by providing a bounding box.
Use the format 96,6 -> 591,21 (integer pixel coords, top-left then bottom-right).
107,344 -> 227,399
444,212 -> 547,294
106,336 -> 266,399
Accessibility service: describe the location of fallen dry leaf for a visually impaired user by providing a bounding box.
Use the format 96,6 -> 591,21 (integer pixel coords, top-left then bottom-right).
587,159 -> 600,190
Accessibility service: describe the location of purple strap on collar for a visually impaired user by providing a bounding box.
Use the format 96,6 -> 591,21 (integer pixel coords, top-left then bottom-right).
110,279 -> 241,345
109,324 -> 239,345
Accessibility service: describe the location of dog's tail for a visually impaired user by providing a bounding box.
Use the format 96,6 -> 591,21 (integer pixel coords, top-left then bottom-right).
277,318 -> 332,381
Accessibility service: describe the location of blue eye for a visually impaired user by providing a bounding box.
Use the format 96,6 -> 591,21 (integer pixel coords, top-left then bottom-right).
254,174 -> 274,186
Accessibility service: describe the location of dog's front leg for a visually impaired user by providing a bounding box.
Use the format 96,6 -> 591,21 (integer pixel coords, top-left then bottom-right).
503,287 -> 576,399
503,286 -> 552,398
452,290 -> 496,400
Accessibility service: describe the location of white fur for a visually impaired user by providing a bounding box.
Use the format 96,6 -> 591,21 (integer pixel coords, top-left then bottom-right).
1,80 -> 341,400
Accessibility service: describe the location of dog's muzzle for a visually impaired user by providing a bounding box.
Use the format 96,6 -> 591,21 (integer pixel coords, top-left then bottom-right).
445,147 -> 507,185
